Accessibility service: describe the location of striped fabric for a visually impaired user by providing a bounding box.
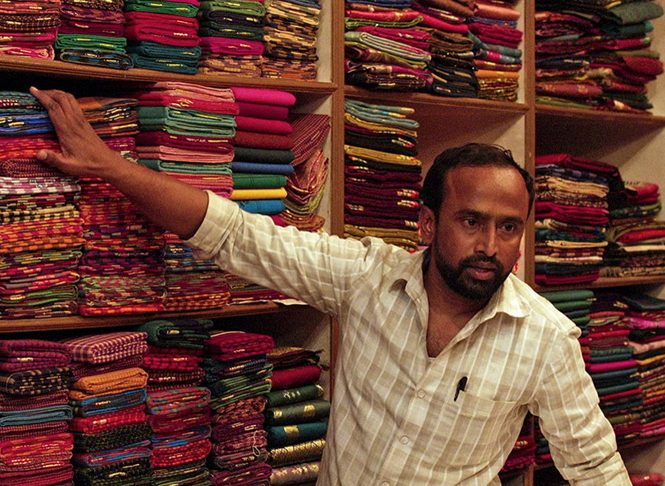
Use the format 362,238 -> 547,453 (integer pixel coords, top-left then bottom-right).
62,332 -> 148,364
187,192 -> 630,485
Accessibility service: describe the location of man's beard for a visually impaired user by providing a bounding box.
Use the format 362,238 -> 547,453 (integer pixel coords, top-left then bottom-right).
433,249 -> 510,301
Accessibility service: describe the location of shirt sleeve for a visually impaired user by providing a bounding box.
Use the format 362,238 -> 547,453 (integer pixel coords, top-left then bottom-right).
528,327 -> 631,485
185,191 -> 381,316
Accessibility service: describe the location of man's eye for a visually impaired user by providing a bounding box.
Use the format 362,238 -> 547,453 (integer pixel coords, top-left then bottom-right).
463,218 -> 477,227
501,223 -> 516,233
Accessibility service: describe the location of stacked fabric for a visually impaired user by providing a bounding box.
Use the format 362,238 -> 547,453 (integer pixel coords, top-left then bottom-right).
413,0 -> 478,97
533,420 -> 551,465
56,0 -> 132,69
343,98 -> 422,251
623,293 -> 665,439
534,153 -> 619,286
0,339 -> 74,485
77,96 -> 166,316
124,0 -> 202,73
585,291 -> 643,443
197,0 -> 266,78
0,91 -> 84,319
535,0 -> 665,112
344,2 -> 433,91
0,0 -> 60,60
266,346 -> 328,486
63,332 -> 152,486
134,82 -> 237,311
262,0 -> 321,79
205,330 -> 275,486
280,113 -> 331,231
468,0 -> 522,101
225,87 -> 296,303
539,289 -> 595,337
139,318 -> 213,486
603,180 -> 665,278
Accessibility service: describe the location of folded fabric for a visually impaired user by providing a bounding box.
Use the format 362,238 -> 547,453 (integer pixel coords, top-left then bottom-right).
207,331 -> 275,360
0,339 -> 71,371
71,388 -> 147,416
146,386 -> 210,415
69,368 -> 148,399
0,367 -> 72,396
73,423 -> 152,452
62,332 -> 148,364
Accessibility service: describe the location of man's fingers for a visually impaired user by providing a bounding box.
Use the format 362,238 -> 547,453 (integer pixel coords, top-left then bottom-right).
36,149 -> 66,169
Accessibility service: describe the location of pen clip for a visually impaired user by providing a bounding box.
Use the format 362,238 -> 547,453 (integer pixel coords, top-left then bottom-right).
454,376 -> 467,402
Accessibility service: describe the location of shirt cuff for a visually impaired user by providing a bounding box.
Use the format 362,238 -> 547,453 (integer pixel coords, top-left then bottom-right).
185,191 -> 239,259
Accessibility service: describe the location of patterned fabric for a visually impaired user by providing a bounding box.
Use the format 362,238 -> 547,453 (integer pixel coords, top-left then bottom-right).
62,332 -> 148,364
207,331 -> 275,361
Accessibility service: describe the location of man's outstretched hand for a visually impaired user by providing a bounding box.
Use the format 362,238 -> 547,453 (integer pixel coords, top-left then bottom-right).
30,86 -> 124,179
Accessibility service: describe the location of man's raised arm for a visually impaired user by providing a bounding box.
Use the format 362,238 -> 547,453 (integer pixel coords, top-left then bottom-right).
30,86 -> 209,239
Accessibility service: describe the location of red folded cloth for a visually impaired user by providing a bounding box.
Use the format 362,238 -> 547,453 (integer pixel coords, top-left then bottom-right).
207,331 -> 275,361
210,463 -> 272,486
270,365 -> 322,390
0,463 -> 73,486
142,353 -> 202,371
69,405 -> 147,434
235,116 -> 293,135
0,389 -> 68,411
61,332 -> 148,364
149,408 -> 212,433
231,87 -> 296,107
0,421 -> 70,440
150,438 -> 212,468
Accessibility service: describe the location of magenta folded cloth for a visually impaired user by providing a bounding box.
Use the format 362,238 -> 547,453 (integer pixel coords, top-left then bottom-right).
231,87 -> 296,107
133,82 -> 238,115
136,131 -> 233,153
200,36 -> 264,56
0,340 -> 71,372
586,360 -> 639,373
61,332 -> 148,364
235,116 -> 293,135
207,331 -> 275,361
237,102 -> 289,120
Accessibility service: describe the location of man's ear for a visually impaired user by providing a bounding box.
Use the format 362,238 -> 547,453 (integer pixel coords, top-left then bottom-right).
419,205 -> 436,245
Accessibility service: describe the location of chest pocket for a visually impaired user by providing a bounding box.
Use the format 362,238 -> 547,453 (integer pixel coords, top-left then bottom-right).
437,391 -> 520,467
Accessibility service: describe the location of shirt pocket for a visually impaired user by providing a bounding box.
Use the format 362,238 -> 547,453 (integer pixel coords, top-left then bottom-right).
438,392 -> 519,466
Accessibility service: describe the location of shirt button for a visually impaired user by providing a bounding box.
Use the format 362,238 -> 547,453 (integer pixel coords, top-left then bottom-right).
400,435 -> 409,445
417,389 -> 426,399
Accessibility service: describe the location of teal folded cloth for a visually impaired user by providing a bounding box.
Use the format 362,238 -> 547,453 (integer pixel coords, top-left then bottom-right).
128,42 -> 201,74
344,98 -> 420,130
233,173 -> 287,189
0,404 -> 73,425
141,160 -> 232,175
266,384 -> 324,407
125,0 -> 199,17
200,0 -> 266,16
237,199 -> 285,214
56,34 -> 127,52
71,388 -> 147,416
267,420 -> 328,447
138,106 -> 236,136
58,48 -> 134,70
265,399 -> 331,425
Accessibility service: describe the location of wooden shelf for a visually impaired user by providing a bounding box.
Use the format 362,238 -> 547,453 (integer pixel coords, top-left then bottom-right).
533,276 -> 665,293
345,85 -> 529,116
536,104 -> 665,127
0,302 -> 307,333
0,56 -> 337,94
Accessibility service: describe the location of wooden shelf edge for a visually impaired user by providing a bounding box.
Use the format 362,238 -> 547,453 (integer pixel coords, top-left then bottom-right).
535,435 -> 665,471
344,85 -> 529,115
0,56 -> 337,94
536,104 -> 665,126
531,276 -> 665,293
0,302 -> 308,333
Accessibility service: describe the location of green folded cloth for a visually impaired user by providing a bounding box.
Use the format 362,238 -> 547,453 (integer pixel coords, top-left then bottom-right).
55,34 -> 127,52
265,399 -> 331,425
199,24 -> 264,40
266,384 -> 324,407
201,0 -> 266,16
138,106 -> 235,136
232,173 -> 287,189
125,0 -> 199,17
267,420 -> 328,447
141,160 -> 232,175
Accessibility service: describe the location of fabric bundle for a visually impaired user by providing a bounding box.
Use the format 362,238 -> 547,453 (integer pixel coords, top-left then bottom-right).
413,0 -> 478,97
534,153 -> 618,286
197,0 -> 267,78
262,0 -> 321,80
65,331 -> 151,485
0,90 -> 84,319
344,98 -> 422,251
469,0 -> 522,101
124,0 -> 202,73
536,0 -> 665,112
0,338 -> 74,485
134,81 -> 238,311
0,0 -> 61,60
279,113 -> 330,232
266,346 -> 328,483
57,0 -> 132,69
77,96 -> 166,316
344,4 -> 433,91
603,180 -> 665,278
623,293 -> 665,439
205,330 -> 275,484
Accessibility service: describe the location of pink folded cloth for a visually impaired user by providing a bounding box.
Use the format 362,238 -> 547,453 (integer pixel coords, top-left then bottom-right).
59,20 -> 125,37
0,340 -> 71,372
124,12 -> 199,47
137,146 -> 234,163
235,116 -> 293,135
200,37 -> 264,56
231,87 -> 296,107
237,101 -> 289,120
133,82 -> 238,115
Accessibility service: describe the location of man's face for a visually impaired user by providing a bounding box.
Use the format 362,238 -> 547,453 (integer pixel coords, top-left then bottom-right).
420,165 -> 530,301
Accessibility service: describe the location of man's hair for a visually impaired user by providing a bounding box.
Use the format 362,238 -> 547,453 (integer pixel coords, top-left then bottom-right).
420,143 -> 535,218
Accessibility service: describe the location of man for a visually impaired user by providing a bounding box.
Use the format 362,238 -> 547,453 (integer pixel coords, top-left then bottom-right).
31,87 -> 630,485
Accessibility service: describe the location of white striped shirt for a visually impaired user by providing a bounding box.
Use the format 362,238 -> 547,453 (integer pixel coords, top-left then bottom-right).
188,193 -> 631,486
